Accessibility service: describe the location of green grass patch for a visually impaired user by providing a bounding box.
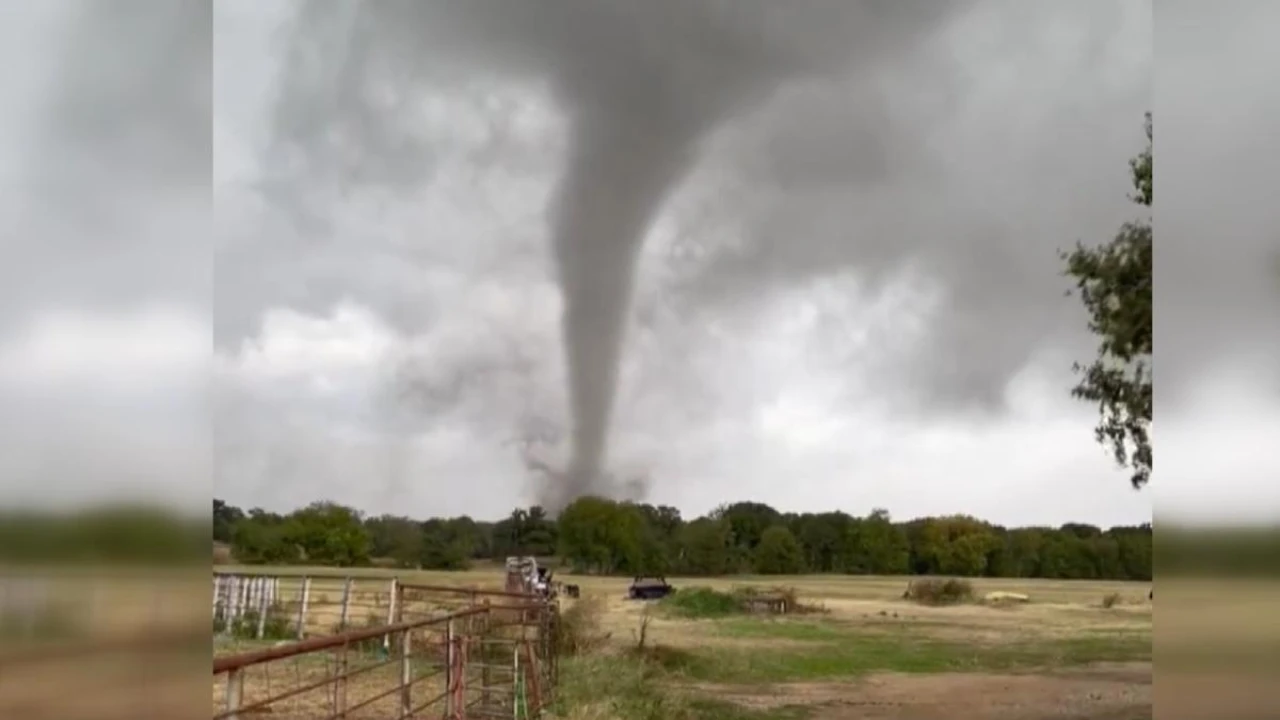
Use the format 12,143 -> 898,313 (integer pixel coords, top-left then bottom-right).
556,653 -> 815,720
714,619 -> 846,642
641,627 -> 1151,684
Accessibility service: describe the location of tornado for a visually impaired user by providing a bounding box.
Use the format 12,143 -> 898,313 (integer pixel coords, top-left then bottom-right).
544,91 -> 733,511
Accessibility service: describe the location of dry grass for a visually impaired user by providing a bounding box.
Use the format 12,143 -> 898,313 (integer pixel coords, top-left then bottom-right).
214,567 -> 1157,648
211,569 -> 1165,719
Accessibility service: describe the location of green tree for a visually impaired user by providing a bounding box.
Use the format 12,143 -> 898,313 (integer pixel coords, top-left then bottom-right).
213,499 -> 244,545
556,497 -> 608,572
420,518 -> 473,570
675,517 -> 733,575
232,509 -> 296,565
716,502 -> 783,553
364,514 -> 423,568
1063,112 -> 1153,488
283,501 -> 372,567
795,511 -> 852,573
219,495 -> 1153,582
847,509 -> 910,575
914,516 -> 998,577
753,525 -> 805,574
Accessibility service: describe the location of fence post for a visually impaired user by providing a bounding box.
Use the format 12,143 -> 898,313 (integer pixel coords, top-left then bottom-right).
247,577 -> 258,620
384,578 -> 398,651
512,646 -> 520,720
339,577 -> 354,630
444,619 -> 455,716
336,640 -> 349,719
224,667 -> 244,720
255,577 -> 269,639
296,576 -> 312,640
212,574 -> 222,620
481,599 -> 492,712
399,625 -> 412,719
234,573 -> 245,620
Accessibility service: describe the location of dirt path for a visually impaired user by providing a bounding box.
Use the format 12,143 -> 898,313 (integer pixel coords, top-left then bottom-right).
690,662 -> 1152,719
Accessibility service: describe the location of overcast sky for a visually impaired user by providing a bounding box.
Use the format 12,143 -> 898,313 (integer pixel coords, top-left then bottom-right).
0,1 -> 1273,527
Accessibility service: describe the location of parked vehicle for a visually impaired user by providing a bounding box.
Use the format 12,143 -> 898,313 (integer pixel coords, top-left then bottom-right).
627,576 -> 674,600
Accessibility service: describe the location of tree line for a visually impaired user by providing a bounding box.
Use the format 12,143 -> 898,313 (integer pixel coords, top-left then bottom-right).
214,497 -> 1153,581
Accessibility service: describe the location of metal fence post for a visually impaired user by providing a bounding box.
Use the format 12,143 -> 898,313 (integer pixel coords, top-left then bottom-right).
512,646 -> 520,720
255,577 -> 269,639
224,667 -> 244,720
212,574 -> 222,620
399,625 -> 412,719
336,640 -> 349,719
384,578 -> 398,651
338,577 -> 353,630
296,576 -> 312,639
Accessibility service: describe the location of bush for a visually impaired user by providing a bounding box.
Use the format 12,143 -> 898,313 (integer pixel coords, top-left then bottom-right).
661,587 -> 743,618
662,586 -> 819,618
1101,592 -> 1122,609
903,578 -> 975,606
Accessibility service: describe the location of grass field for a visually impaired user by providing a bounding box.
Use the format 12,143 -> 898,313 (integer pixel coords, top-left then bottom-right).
214,566 -> 1160,719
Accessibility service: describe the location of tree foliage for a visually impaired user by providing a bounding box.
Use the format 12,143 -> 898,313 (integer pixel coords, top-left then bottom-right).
215,497 -> 1154,581
1062,112 -> 1153,488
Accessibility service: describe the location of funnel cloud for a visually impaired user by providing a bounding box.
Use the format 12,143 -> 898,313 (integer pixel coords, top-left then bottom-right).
396,1 -> 980,509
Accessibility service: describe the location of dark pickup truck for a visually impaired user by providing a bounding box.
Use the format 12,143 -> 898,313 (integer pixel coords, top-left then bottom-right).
627,576 -> 674,600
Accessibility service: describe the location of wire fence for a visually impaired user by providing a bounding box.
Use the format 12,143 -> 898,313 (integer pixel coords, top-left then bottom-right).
212,598 -> 559,719
213,572 -> 403,644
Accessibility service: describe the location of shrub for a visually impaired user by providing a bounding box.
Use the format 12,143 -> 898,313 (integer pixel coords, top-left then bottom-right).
903,578 -> 975,606
662,586 -> 819,618
661,587 -> 743,618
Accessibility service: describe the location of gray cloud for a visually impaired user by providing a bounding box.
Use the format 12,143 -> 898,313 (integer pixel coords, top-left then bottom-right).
213,0 -> 1162,522
0,0 -> 210,511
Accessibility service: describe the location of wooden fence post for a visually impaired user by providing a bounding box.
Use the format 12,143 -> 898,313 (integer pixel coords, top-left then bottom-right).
444,619 -> 455,717
481,599 -> 492,711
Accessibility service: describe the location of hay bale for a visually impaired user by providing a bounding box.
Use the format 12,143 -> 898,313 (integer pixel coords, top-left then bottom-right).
982,591 -> 1029,604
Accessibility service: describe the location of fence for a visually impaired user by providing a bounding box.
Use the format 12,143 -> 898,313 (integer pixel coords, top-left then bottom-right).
213,572 -> 402,641
211,573 -> 553,643
212,599 -> 559,719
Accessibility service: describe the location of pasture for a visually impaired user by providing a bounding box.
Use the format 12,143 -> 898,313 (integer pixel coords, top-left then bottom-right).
215,566 -> 1157,719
